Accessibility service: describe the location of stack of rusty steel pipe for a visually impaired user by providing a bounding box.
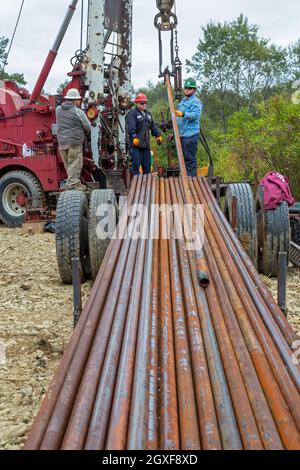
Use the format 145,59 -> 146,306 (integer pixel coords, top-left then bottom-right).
24,173 -> 300,450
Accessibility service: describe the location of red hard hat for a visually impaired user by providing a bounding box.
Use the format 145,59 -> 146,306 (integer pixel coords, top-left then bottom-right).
134,93 -> 148,103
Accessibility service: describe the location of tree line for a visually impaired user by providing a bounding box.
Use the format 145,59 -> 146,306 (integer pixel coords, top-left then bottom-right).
187,14 -> 299,132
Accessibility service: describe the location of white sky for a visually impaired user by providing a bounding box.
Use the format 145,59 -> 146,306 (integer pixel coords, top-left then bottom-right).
0,0 -> 299,93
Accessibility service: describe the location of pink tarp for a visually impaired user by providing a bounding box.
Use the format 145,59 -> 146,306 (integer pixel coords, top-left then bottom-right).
260,172 -> 295,210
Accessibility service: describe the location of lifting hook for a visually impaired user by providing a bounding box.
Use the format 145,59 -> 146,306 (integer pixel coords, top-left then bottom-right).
154,1 -> 182,98
154,0 -> 178,31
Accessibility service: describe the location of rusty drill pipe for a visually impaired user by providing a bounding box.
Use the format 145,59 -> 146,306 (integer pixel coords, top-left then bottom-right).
195,178 -> 300,436
24,176 -> 139,450
190,184 -> 284,450
158,177 -> 180,449
165,73 -> 209,288
24,174 -> 300,451
40,176 -> 145,449
174,178 -> 243,450
187,183 -> 265,449
197,179 -> 300,369
168,178 -> 222,450
197,177 -> 300,395
189,179 -> 286,450
61,177 -> 152,450
40,180 -> 146,450
197,178 -> 300,379
85,177 -> 151,450
104,177 -> 155,450
165,178 -> 201,449
127,176 -> 157,449
146,178 -> 160,450
82,175 -> 153,450
194,179 -> 300,448
202,177 -> 299,348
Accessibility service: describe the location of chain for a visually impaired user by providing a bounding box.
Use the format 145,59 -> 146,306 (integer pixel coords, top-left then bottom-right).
174,29 -> 180,61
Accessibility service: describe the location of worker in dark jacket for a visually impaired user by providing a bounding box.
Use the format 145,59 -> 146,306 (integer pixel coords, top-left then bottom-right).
176,78 -> 203,177
127,93 -> 162,175
56,88 -> 91,190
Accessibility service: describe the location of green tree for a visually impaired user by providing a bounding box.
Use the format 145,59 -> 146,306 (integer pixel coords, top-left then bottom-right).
289,39 -> 300,80
0,36 -> 27,85
0,37 -> 9,68
1,71 -> 26,85
198,88 -> 243,135
213,96 -> 300,198
187,15 -> 288,131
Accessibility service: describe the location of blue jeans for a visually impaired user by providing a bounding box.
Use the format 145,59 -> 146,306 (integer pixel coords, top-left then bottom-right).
130,147 -> 151,176
180,134 -> 199,177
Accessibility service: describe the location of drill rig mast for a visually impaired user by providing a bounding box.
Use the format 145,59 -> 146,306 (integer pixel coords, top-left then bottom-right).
68,0 -> 133,193
84,1 -> 133,162
0,0 -> 179,228
28,0 -> 133,193
30,0 -> 133,178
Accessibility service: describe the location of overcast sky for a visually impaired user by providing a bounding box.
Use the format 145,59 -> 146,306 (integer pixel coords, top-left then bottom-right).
1,0 -> 299,94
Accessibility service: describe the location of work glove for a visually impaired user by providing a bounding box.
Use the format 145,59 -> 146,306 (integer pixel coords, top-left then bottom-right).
175,110 -> 185,118
133,137 -> 140,147
156,136 -> 163,145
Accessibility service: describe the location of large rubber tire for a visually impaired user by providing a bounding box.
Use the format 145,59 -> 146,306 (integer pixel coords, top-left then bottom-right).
0,171 -> 44,227
224,183 -> 257,264
88,189 -> 118,280
289,202 -> 300,214
290,204 -> 300,246
256,186 -> 290,277
291,217 -> 300,245
56,191 -> 91,284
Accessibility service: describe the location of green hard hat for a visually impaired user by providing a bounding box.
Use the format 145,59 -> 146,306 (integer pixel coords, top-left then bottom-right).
184,78 -> 197,89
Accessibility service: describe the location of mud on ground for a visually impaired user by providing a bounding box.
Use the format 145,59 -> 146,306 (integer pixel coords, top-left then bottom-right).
0,226 -> 299,450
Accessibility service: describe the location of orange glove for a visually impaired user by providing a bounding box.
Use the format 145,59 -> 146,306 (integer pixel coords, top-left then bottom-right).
156,135 -> 163,145
133,137 -> 140,147
175,110 -> 185,118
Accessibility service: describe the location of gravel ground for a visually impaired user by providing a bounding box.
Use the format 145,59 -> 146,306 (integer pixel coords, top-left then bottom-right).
0,226 -> 299,450
261,268 -> 300,335
0,226 -> 92,450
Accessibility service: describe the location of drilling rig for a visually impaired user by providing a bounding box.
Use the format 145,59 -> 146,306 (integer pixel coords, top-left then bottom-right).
0,0 -> 293,281
54,0 -> 186,284
0,0 -> 134,227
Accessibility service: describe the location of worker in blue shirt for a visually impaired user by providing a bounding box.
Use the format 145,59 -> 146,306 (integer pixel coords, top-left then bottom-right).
127,93 -> 162,176
175,78 -> 203,177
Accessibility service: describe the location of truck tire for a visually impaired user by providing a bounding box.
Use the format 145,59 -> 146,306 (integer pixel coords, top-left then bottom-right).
291,217 -> 300,245
224,183 -> 257,264
0,170 -> 44,227
88,189 -> 118,280
56,191 -> 91,284
256,185 -> 290,277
